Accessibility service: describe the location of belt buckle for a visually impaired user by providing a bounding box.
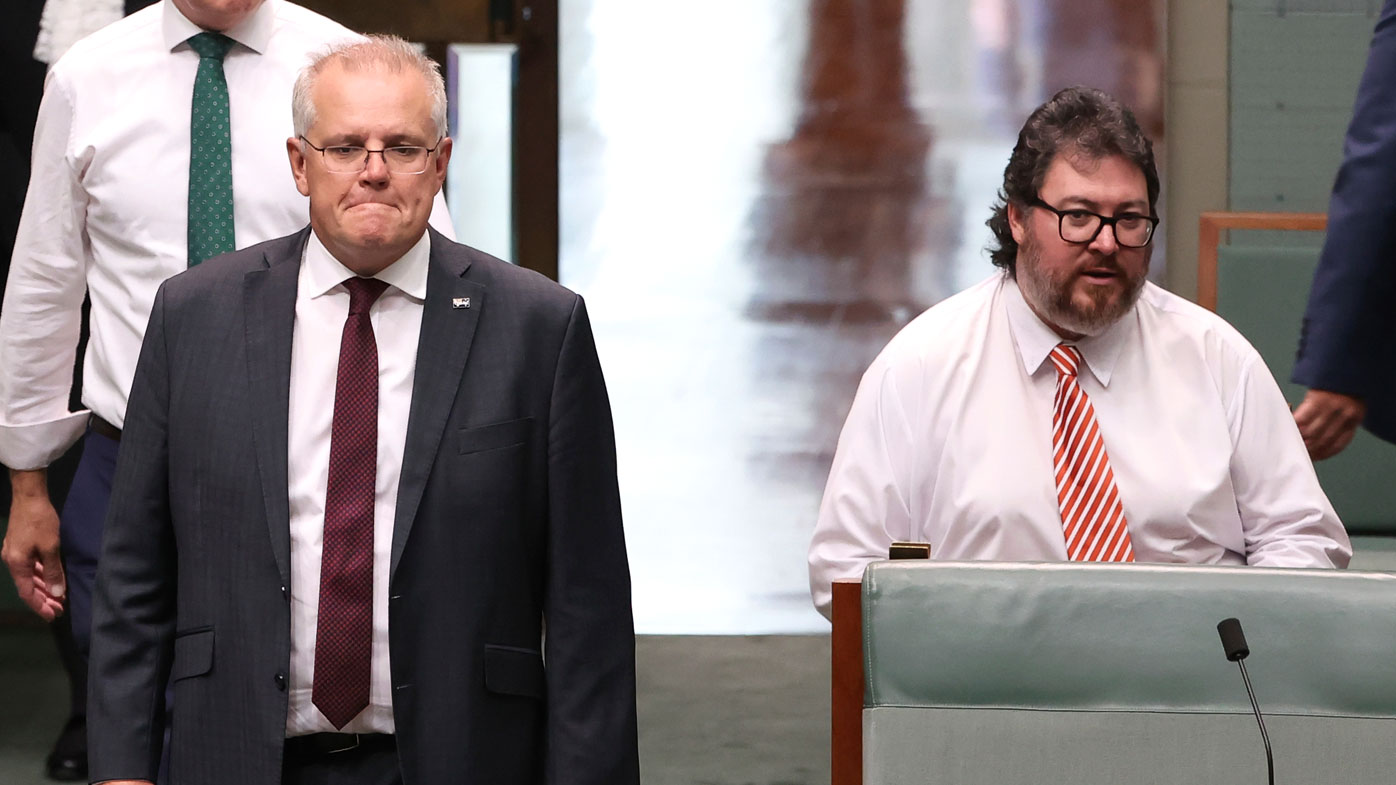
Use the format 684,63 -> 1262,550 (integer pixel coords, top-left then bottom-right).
326,734 -> 361,755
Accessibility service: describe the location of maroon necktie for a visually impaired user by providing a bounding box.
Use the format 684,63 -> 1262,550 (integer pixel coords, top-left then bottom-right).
312,276 -> 389,729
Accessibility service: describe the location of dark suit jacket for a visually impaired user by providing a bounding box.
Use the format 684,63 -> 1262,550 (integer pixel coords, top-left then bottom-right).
88,227 -> 640,784
1294,0 -> 1396,443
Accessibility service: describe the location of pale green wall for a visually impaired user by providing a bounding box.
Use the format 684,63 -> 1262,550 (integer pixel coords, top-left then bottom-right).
1230,0 -> 1373,252
1165,0 -> 1380,296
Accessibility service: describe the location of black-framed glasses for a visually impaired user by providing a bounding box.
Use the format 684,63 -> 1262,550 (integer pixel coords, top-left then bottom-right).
1030,197 -> 1158,248
299,136 -> 443,175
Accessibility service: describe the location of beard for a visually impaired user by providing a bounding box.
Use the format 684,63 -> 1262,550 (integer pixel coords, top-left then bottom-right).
1015,230 -> 1148,338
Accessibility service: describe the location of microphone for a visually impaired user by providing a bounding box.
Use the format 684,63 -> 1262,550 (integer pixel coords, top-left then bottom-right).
1216,618 -> 1274,785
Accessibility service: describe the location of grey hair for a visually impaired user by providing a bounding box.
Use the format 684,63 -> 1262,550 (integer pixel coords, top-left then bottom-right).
291,34 -> 448,140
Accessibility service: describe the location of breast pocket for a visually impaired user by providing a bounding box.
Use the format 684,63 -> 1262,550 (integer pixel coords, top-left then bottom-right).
457,418 -> 534,455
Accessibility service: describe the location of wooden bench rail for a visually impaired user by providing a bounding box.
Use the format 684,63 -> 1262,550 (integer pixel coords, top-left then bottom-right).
1196,211 -> 1326,311
831,578 -> 863,785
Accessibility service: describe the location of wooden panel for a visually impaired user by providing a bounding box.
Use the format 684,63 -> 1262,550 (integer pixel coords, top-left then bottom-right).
1196,211 -> 1326,310
511,0 -> 559,280
294,0 -> 492,43
832,579 -> 863,785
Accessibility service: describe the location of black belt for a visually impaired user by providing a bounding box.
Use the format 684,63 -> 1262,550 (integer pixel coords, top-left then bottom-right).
284,733 -> 394,764
90,415 -> 121,442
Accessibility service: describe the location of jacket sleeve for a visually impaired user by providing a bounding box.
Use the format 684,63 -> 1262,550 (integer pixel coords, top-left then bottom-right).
86,282 -> 176,783
1293,0 -> 1396,417
542,296 -> 641,785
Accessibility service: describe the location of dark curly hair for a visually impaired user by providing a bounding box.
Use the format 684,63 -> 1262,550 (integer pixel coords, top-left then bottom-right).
986,87 -> 1159,275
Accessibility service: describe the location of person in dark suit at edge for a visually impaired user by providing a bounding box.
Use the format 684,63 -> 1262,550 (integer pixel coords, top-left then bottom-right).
1293,0 -> 1396,459
88,35 -> 639,785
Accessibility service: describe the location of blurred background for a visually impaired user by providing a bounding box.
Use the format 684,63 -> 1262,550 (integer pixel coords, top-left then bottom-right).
559,0 -> 1164,635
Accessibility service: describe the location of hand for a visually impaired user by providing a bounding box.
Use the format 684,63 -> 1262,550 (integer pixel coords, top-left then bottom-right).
2,469 -> 66,620
1293,389 -> 1367,461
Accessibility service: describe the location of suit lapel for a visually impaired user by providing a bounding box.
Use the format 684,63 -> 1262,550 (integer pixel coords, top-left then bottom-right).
243,229 -> 309,588
391,230 -> 485,581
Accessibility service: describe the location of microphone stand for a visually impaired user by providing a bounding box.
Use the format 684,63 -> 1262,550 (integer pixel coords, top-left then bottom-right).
1233,657 -> 1274,785
1218,618 -> 1274,785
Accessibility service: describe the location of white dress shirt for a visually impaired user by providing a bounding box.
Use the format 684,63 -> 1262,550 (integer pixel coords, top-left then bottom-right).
808,273 -> 1352,618
285,230 -> 428,735
0,0 -> 454,470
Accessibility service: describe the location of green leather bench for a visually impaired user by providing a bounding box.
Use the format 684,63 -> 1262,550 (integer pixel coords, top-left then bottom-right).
1202,212 -> 1396,569
857,561 -> 1396,785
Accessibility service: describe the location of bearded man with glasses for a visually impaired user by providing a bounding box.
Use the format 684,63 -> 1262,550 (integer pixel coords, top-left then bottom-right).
808,87 -> 1350,620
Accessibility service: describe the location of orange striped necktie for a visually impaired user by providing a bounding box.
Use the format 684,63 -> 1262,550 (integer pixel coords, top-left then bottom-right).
1048,344 -> 1135,562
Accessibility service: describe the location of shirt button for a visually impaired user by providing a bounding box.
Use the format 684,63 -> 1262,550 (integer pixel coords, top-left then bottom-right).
275,672 -> 286,691
281,586 -> 289,602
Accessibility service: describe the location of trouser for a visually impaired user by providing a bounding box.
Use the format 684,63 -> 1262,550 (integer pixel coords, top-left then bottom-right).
57,426 -> 119,660
46,438 -> 88,726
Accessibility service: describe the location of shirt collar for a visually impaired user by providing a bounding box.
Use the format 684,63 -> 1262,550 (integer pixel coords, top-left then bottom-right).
302,229 -> 431,302
1002,273 -> 1134,387
163,0 -> 276,55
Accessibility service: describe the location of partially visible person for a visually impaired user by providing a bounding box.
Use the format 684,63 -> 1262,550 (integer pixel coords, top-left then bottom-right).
808,87 -> 1350,619
88,35 -> 638,785
3,1 -> 90,779
1292,0 -> 1396,460
0,0 -> 451,645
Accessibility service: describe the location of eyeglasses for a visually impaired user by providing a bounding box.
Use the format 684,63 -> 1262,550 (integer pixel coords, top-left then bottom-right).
299,136 -> 443,175
1030,197 -> 1158,248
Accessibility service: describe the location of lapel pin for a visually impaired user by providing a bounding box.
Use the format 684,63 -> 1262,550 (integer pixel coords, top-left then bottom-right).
452,297 -> 471,309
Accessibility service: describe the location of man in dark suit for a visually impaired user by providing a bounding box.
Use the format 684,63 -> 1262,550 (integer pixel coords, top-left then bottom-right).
88,35 -> 639,785
1293,0 -> 1396,459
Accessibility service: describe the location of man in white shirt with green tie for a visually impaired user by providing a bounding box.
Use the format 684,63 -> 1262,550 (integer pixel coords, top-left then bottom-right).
0,0 -> 460,712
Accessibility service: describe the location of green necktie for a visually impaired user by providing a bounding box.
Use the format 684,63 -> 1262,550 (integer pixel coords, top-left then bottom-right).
187,32 -> 236,266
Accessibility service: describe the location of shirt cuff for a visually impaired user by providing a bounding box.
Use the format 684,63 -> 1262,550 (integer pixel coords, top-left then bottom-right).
0,410 -> 92,470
